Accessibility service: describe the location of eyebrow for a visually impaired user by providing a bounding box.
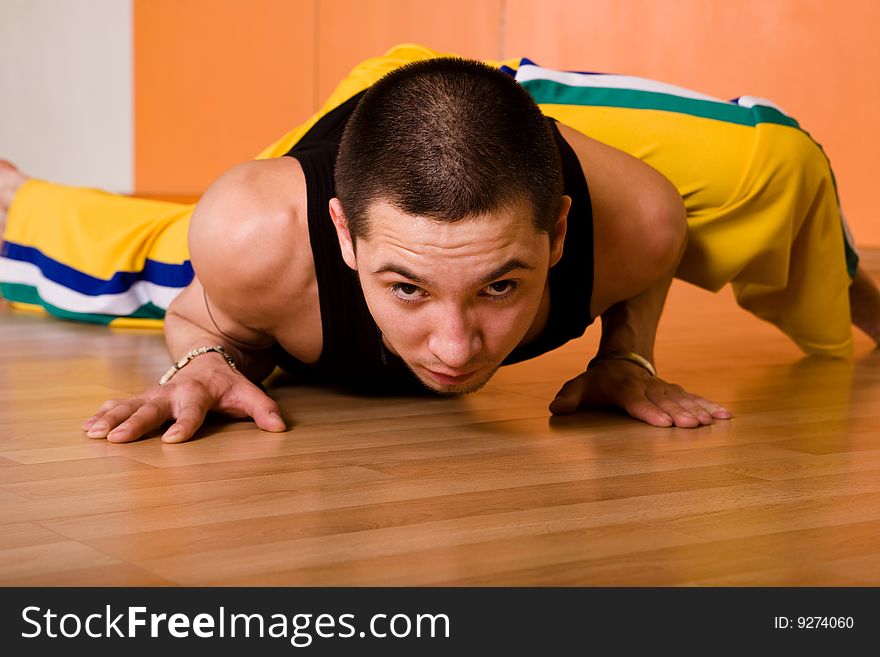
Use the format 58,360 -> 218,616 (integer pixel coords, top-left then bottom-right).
373,258 -> 535,289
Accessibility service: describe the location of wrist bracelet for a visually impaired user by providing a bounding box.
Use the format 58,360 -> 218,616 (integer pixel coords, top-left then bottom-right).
587,350 -> 656,377
159,345 -> 238,385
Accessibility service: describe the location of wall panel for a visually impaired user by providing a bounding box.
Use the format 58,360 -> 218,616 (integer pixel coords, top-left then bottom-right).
504,0 -> 880,245
315,0 -> 502,102
5,1 -> 872,244
133,0 -> 316,196
0,0 -> 132,191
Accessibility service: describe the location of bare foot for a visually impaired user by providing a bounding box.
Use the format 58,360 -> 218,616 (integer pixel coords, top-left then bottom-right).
850,266 -> 880,346
0,160 -> 29,235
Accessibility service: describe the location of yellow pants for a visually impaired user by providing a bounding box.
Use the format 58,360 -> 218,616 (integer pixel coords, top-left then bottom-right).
0,44 -> 858,356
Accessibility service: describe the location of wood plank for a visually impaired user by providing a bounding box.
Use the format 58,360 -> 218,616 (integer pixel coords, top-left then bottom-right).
0,562 -> 174,586
0,541 -> 120,581
0,456 -> 154,483
0,252 -> 878,585
74,464 -> 755,563
0,522 -> 66,550
2,465 -> 392,525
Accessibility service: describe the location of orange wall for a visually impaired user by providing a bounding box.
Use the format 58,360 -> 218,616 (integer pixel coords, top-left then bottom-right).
133,0 -> 500,197
134,0 -> 880,245
134,0 -> 316,196
504,0 -> 880,246
315,0 -> 502,101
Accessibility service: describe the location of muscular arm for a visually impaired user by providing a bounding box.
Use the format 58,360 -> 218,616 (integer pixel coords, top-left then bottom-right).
163,279 -> 277,383
548,123 -> 732,426
85,158 -> 313,442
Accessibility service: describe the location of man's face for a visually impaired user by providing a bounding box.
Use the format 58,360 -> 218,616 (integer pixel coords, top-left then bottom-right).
331,199 -> 566,394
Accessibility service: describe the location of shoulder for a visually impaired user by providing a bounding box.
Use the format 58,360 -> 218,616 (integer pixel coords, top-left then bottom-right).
556,123 -> 687,316
189,157 -> 316,334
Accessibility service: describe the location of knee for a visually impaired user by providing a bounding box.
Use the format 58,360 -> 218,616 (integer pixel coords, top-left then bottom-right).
779,128 -> 834,189
641,181 -> 688,273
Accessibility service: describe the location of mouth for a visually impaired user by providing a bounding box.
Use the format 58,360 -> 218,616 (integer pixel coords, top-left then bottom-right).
424,368 -> 479,386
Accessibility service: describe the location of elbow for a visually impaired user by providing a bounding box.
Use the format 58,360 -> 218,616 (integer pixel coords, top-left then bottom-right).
666,195 -> 688,266
643,188 -> 687,275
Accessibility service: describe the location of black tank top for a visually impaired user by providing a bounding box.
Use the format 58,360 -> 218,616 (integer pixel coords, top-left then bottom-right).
279,91 -> 594,392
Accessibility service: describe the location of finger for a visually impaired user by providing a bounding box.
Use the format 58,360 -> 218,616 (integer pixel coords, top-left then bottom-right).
696,397 -> 733,419
622,397 -> 675,427
645,392 -> 702,428
225,383 -> 287,432
666,394 -> 714,425
162,401 -> 209,444
106,401 -> 169,444
256,408 -> 286,432
548,378 -> 587,415
684,395 -> 733,421
665,385 -> 733,422
85,400 -> 143,438
83,399 -> 126,430
549,394 -> 580,415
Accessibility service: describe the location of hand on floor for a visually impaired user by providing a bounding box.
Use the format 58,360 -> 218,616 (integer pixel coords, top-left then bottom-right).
549,359 -> 732,427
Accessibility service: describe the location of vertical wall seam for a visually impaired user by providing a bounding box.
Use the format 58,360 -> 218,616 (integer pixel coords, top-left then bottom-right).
314,0 -> 321,112
130,0 -> 136,193
499,0 -> 507,61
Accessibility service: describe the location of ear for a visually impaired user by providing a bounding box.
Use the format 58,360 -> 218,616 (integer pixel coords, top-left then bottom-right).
329,198 -> 357,271
549,195 -> 571,268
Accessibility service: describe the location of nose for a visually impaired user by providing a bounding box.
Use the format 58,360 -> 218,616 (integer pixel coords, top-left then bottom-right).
427,307 -> 483,370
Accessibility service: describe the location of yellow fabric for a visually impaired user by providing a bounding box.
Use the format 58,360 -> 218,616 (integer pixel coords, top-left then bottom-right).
1,43 -> 855,356
5,179 -> 192,280
540,104 -> 853,357
8,301 -> 46,315
108,317 -> 165,330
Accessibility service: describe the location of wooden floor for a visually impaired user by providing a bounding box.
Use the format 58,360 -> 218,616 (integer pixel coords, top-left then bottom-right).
1,253 -> 879,587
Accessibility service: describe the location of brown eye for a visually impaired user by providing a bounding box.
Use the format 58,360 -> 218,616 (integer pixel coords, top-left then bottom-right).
391,283 -> 425,302
484,280 -> 518,298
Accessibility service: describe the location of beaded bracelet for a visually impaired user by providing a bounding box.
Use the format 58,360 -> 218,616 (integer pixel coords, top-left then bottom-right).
158,345 -> 237,385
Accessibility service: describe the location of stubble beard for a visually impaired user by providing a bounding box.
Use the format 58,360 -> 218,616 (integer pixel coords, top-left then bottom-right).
407,361 -> 503,396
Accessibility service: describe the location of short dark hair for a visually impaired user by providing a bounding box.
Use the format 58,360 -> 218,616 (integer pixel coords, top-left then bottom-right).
335,57 -> 563,241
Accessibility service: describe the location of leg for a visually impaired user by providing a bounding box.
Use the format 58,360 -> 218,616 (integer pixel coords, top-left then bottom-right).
1,168 -> 194,325
520,61 -> 856,357
0,160 -> 28,232
849,266 -> 880,345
